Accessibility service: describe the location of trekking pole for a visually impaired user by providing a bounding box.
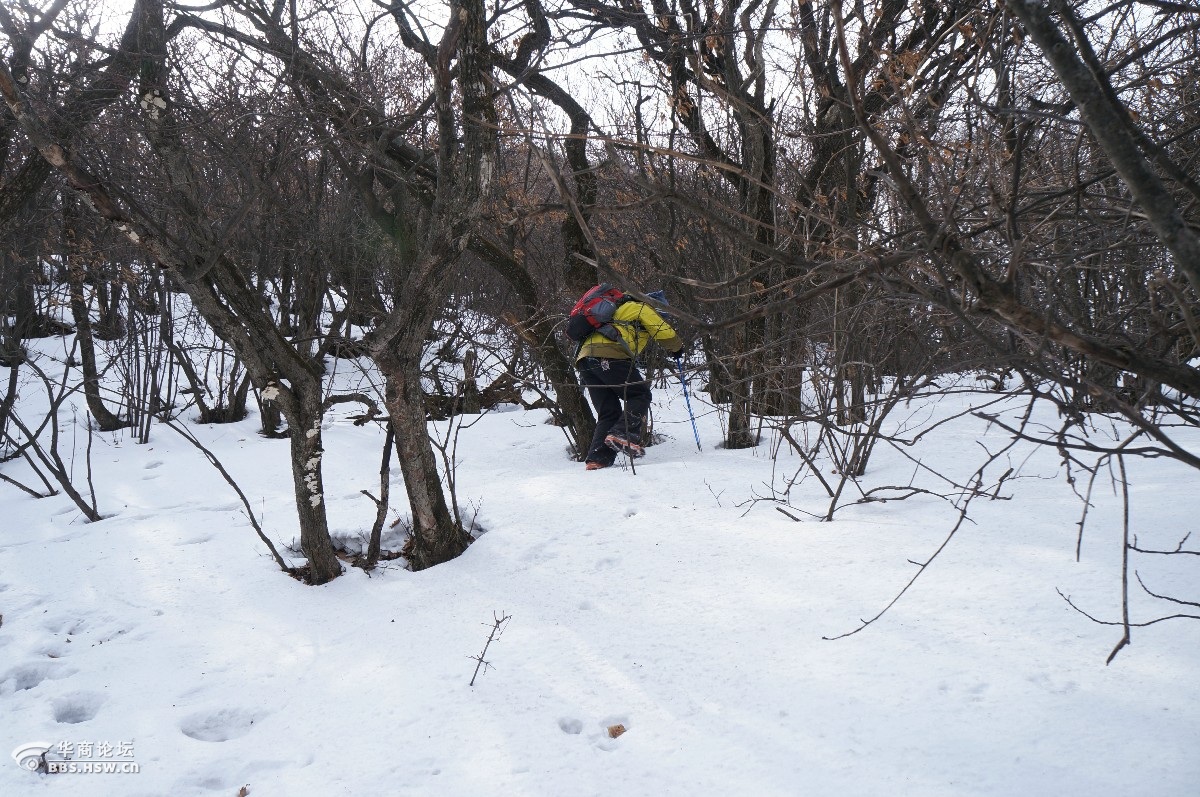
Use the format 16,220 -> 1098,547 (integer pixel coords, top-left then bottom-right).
675,355 -> 703,452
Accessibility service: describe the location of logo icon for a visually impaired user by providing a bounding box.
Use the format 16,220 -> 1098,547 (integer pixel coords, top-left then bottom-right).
11,742 -> 52,772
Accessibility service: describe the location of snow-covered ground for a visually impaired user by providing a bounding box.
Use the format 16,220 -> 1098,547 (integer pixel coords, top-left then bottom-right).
1,353 -> 1198,796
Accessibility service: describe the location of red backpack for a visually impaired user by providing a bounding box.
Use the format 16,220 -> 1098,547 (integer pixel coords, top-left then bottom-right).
565,283 -> 628,342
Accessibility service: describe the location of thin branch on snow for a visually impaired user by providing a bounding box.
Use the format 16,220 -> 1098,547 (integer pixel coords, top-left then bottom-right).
1136,572 -> 1200,609
1057,589 -> 1200,628
823,471 -> 983,642
1106,455 -> 1132,665
469,611 -> 512,687
159,417 -> 294,574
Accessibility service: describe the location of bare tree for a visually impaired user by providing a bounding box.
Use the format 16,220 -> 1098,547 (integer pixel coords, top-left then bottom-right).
0,0 -> 345,583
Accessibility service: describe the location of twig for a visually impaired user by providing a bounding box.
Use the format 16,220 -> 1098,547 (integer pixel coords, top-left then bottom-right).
1074,454 -> 1107,562
777,424 -> 835,497
823,471 -> 983,641
775,506 -> 803,523
1129,542 -> 1200,557
358,425 -> 394,570
84,411 -> 98,518
0,470 -> 49,499
469,611 -> 512,687
1057,589 -> 1200,627
1106,455 -> 1132,665
159,417 -> 293,574
1135,572 -> 1200,609
9,408 -> 102,521
321,392 -> 381,424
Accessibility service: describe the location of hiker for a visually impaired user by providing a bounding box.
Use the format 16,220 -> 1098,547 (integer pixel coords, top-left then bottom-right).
575,290 -> 683,469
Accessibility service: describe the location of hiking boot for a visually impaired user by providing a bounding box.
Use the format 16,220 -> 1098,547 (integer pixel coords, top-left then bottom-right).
604,434 -> 645,458
585,461 -> 609,471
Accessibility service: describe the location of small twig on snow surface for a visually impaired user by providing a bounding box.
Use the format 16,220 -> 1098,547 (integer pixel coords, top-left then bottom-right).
822,399 -> 1031,641
822,471 -> 983,641
469,611 -> 512,686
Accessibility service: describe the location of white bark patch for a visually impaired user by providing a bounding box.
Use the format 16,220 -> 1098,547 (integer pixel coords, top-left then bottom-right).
303,469 -> 323,507
140,92 -> 168,109
140,91 -> 167,121
261,385 -> 280,402
478,154 -> 495,194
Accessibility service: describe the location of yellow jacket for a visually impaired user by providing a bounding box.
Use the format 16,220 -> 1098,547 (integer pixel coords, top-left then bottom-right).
575,301 -> 683,361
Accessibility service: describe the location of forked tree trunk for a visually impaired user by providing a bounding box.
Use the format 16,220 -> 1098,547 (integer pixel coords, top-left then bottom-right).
378,350 -> 470,570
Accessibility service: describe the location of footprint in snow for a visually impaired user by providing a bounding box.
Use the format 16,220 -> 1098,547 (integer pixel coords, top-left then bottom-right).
47,613 -> 133,645
558,715 -> 630,749
53,691 -> 106,724
34,641 -> 70,659
593,715 -> 631,751
43,615 -> 86,635
0,661 -> 77,694
520,543 -> 557,564
180,708 -> 265,742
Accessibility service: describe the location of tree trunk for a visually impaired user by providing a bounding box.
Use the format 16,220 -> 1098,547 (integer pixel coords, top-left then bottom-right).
539,338 -> 594,458
513,312 -> 595,458
63,196 -> 126,431
724,308 -> 758,449
285,390 -> 343,584
257,389 -> 286,437
379,350 -> 470,570
460,348 -> 482,414
470,236 -> 596,457
66,267 -> 126,431
2,0 -> 348,583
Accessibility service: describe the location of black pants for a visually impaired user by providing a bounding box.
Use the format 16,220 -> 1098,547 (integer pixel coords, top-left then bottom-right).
577,356 -> 651,465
